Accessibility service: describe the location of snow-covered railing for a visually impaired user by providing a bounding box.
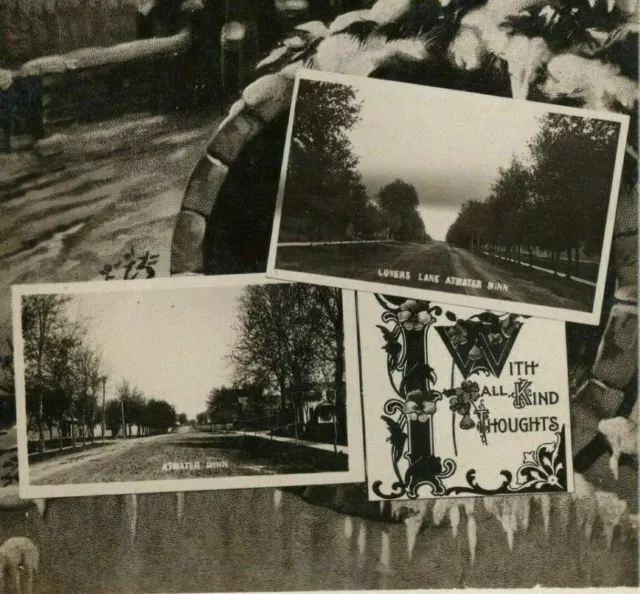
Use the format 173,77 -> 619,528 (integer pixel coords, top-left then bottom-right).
7,28 -> 191,80
0,28 -> 193,152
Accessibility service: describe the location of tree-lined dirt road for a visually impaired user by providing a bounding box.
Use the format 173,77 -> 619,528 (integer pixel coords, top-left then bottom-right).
28,429 -> 329,485
276,241 -> 595,311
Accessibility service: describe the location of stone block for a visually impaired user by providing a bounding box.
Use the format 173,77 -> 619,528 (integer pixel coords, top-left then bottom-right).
242,74 -> 294,122
613,181 -> 638,236
592,303 -> 638,390
170,210 -> 206,274
207,111 -> 263,165
612,234 -> 638,289
615,284 -> 637,303
574,378 -> 626,419
180,156 -> 229,218
570,398 -> 604,456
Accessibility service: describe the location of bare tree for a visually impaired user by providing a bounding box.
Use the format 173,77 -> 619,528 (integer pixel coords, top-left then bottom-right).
229,284 -> 342,441
21,294 -> 72,453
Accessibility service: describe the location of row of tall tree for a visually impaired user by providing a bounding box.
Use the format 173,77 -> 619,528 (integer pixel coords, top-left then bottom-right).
281,79 -> 429,243
21,294 -> 180,452
446,112 -> 620,277
205,284 -> 345,440
102,380 -> 179,440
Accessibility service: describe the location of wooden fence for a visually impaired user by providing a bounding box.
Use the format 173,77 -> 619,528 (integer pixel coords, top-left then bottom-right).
1,28 -> 197,152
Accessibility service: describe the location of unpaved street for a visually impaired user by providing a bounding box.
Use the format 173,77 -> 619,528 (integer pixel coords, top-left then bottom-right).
276,241 -> 595,311
29,429 -> 332,485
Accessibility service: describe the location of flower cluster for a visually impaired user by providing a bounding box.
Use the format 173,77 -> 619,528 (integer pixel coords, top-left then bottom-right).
402,389 -> 438,423
396,300 -> 432,332
448,380 -> 481,429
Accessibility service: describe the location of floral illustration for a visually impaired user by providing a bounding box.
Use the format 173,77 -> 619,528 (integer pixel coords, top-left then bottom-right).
447,380 -> 481,430
511,428 -> 567,492
403,389 -> 440,422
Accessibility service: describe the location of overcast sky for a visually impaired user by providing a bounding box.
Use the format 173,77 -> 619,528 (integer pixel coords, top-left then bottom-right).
344,78 -> 543,240
63,287 -> 244,419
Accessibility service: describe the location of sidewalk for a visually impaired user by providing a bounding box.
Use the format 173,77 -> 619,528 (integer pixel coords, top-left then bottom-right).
27,439 -> 115,461
278,240 -> 394,247
244,430 -> 348,455
481,251 -> 597,287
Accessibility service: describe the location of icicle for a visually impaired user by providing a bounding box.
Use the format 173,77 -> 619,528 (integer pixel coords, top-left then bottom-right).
460,498 -> 475,519
449,503 -> 461,539
432,499 -> 450,526
554,494 -> 571,534
459,498 -> 477,565
595,491 -> 628,549
357,522 -> 366,555
467,515 -> 477,565
176,492 -> 185,522
535,495 -> 551,536
577,497 -> 598,541
389,501 -> 402,521
376,530 -> 392,573
273,489 -> 282,511
501,505 -> 514,551
125,493 -> 138,543
573,473 -> 597,540
517,496 -> 531,532
404,514 -> 421,560
509,498 -> 519,539
33,498 -> 48,518
344,515 -> 353,540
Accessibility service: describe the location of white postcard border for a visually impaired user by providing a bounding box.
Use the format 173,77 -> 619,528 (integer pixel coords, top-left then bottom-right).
266,69 -> 630,326
13,274 -> 366,498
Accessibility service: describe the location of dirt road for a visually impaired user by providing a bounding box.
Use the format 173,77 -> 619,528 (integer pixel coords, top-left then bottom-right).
276,241 -> 595,311
28,429 -> 325,485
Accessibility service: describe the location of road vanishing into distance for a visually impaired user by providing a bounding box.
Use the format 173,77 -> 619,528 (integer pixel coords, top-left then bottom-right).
277,241 -> 595,311
28,428 -> 322,485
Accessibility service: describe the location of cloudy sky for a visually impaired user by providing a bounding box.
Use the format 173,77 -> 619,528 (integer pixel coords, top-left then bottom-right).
344,77 -> 544,241
62,286 -> 244,419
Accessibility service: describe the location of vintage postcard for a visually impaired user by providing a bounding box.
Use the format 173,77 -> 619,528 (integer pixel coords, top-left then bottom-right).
12,274 -> 364,498
0,0 -> 637,591
267,69 -> 629,325
357,291 -> 574,500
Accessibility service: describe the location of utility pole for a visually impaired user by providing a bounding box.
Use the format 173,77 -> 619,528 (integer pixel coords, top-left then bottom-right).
121,399 -> 126,439
332,401 -> 338,455
101,376 -> 106,443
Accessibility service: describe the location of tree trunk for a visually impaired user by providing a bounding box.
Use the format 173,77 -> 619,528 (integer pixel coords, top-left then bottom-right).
293,399 -> 299,445
529,245 -> 533,267
574,245 -> 580,277
565,245 -> 572,279
58,420 -> 64,452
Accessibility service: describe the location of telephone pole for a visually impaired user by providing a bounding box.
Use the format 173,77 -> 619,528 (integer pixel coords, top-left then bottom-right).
101,376 -> 107,443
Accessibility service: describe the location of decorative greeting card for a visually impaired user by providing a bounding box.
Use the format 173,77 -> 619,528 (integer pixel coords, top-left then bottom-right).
358,292 -> 574,500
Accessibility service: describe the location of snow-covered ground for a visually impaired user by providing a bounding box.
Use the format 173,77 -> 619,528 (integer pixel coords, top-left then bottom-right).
0,109 -> 223,353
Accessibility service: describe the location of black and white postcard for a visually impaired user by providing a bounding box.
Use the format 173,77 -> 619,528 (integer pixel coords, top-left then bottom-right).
12,274 -> 364,498
267,70 -> 629,325
357,292 -> 574,501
